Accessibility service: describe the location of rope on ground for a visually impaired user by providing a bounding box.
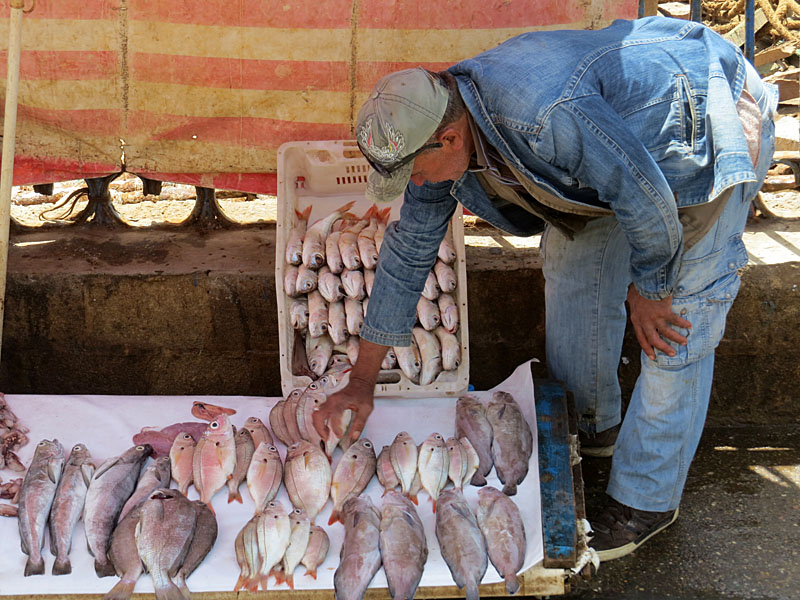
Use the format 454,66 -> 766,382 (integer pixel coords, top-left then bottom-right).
703,0 -> 800,42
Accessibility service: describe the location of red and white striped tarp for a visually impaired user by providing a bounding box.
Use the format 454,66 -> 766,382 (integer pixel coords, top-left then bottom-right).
0,0 -> 637,194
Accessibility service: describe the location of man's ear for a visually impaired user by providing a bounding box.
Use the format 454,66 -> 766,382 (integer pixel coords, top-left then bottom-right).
440,126 -> 465,151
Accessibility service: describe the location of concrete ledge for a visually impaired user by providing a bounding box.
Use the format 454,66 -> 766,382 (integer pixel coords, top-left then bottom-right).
0,221 -> 797,426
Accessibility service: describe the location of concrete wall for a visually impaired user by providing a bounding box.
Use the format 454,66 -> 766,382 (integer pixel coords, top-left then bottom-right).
1,225 -> 797,426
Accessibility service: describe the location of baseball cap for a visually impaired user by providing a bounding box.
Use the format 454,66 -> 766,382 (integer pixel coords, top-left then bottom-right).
356,67 -> 449,203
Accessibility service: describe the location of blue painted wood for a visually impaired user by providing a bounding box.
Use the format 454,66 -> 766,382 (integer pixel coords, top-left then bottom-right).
534,377 -> 578,568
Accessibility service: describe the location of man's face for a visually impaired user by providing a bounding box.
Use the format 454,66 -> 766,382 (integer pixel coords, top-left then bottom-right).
409,137 -> 470,186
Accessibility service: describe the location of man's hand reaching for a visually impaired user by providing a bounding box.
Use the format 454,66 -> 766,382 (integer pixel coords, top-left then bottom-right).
627,285 -> 692,361
313,378 -> 374,447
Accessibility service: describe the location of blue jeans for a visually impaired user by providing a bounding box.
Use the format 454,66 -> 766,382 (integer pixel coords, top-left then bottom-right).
542,116 -> 774,512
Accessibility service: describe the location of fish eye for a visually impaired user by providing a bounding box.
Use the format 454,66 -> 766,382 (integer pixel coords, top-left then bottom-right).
309,382 -> 319,390
136,445 -> 146,451
210,421 -> 219,429
363,441 -> 372,448
269,446 -> 277,451
294,508 -> 302,514
183,434 -> 192,440
38,441 -> 46,446
73,445 -> 81,451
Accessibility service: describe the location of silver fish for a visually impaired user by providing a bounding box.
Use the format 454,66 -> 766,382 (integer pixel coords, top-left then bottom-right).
434,259 -> 457,293
119,456 -> 171,521
438,228 -> 457,264
376,445 -> 400,495
338,218 -> 367,270
105,504 -> 144,600
357,212 -> 380,270
283,388 -> 306,444
417,432 -> 450,512
285,206 -> 311,266
256,500 -> 291,589
85,444 -> 152,577
174,500 -> 218,595
319,266 -> 345,303
233,515 -> 261,592
284,440 -> 331,522
436,488 -> 487,600
303,201 -> 355,269
486,391 -> 533,496
326,230 -> 345,274
18,438 -> 65,576
284,264 -> 300,297
49,443 -> 94,575
476,486 -> 526,595
342,268 -> 366,300
307,290 -> 329,338
422,270 -> 441,301
455,396 -> 493,486
446,437 -> 467,492
438,293 -> 459,333
334,495 -> 382,600
381,348 -> 398,370
135,489 -> 197,600
290,297 -> 309,331
169,433 -> 195,496
227,428 -> 255,504
269,398 -> 292,447
297,386 -> 327,452
413,327 -> 443,386
247,443 -> 283,514
329,438 -> 377,525
296,263 -> 318,294
394,342 -> 421,383
280,507 -> 311,589
346,335 -> 360,365
243,416 -> 274,450
390,432 -> 418,499
364,268 -> 375,297
306,333 -> 334,377
328,299 -> 348,345
380,490 -> 428,600
416,297 -> 441,331
435,327 -> 461,371
344,297 -> 364,336
459,437 -> 481,490
301,524 -> 330,579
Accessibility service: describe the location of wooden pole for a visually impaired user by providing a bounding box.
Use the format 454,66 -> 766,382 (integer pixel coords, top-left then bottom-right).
0,0 -> 26,361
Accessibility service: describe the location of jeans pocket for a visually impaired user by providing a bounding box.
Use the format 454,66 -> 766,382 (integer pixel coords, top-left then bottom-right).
654,271 -> 740,368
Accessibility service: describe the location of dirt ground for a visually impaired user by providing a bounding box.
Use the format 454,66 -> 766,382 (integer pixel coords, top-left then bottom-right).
9,171 -> 800,231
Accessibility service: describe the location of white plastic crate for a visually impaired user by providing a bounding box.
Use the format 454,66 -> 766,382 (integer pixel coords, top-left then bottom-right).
276,139 -> 470,397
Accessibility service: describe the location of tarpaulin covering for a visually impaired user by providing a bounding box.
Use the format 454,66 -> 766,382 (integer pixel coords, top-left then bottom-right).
0,0 -> 637,194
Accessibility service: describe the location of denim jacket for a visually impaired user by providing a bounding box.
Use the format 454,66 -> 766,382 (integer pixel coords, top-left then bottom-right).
361,17 -> 770,347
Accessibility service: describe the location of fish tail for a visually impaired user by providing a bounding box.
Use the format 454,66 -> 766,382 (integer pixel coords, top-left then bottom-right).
52,557 -> 72,576
432,498 -> 437,513
233,574 -> 247,592
178,482 -> 190,496
174,575 -> 191,600
153,581 -> 186,600
285,573 -> 295,590
259,574 -> 271,591
465,582 -> 481,600
471,473 -> 487,487
24,556 -> 45,577
327,511 -> 340,526
505,573 -> 521,595
304,567 -> 318,580
407,492 -> 418,505
95,559 -> 117,578
271,568 -> 284,585
227,488 -> 242,503
502,482 -> 518,496
102,579 -> 136,600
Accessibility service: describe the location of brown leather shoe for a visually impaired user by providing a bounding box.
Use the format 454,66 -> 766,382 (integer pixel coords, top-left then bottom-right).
578,424 -> 620,457
590,498 -> 679,561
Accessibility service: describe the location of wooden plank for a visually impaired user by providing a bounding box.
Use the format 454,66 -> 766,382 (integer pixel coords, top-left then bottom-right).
723,8 -> 768,48
534,377 -> 578,569
755,43 -> 796,68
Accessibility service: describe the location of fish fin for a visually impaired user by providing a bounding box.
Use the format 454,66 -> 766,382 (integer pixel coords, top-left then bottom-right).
296,205 -> 312,221
304,453 -> 313,468
271,568 -> 284,585
327,511 -> 340,526
502,482 -> 517,496
285,573 -> 295,590
94,559 -> 117,578
408,493 -> 418,505
465,582 -> 481,600
470,473 -> 487,486
228,488 -> 242,503
93,457 -> 120,479
233,574 -> 246,592
81,463 -> 96,486
152,580 -> 186,600
52,558 -> 72,576
432,498 -> 437,514
24,557 -> 45,577
103,579 -> 136,600
259,574 -> 270,591
304,567 -> 318,580
505,573 -> 521,595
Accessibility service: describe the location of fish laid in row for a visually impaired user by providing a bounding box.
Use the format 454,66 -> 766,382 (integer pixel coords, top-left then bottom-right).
380,490 -> 428,600
435,489 -> 488,600
486,391 -> 533,496
334,495 -> 382,600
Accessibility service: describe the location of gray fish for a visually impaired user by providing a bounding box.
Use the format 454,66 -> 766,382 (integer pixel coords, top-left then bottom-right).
486,391 -> 533,496
18,438 -> 65,576
334,495 -> 382,600
119,456 -> 172,521
301,524 -> 330,580
476,486 -> 526,595
435,488 -> 487,600
227,428 -> 255,504
84,443 -> 153,577
49,443 -> 95,575
135,488 -> 197,600
455,396 -> 493,486
104,505 -> 144,600
174,500 -> 218,595
329,438 -> 377,525
380,490 -> 428,600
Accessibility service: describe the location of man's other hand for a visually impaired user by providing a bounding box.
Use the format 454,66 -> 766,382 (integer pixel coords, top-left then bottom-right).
627,285 -> 692,361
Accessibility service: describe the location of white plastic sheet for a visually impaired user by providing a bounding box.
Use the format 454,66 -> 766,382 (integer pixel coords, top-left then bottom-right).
0,360 -> 543,596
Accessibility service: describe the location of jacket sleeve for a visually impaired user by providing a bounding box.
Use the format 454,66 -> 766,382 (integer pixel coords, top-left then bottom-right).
360,180 -> 457,346
540,95 -> 684,300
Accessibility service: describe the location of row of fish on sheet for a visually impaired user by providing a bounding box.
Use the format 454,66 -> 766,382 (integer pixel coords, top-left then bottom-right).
284,201 -> 462,384
15,438 -> 218,599
334,485 -> 527,600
